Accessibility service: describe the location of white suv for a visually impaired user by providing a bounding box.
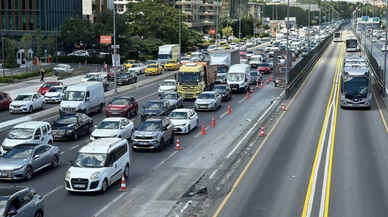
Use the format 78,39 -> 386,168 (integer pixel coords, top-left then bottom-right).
65,138 -> 131,193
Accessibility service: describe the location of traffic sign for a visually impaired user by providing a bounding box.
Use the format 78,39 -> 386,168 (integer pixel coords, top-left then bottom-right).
111,45 -> 120,49
112,54 -> 120,67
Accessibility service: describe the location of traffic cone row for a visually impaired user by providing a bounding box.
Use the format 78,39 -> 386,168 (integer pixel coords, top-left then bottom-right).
245,91 -> 250,99
211,114 -> 216,128
175,137 -> 181,150
227,105 -> 232,115
120,174 -> 127,191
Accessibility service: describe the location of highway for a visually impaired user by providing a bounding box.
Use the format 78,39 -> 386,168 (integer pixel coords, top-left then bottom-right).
0,70 -> 281,217
210,33 -> 388,217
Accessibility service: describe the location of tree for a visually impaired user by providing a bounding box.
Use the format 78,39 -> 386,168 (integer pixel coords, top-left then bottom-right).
222,26 -> 234,38
45,37 -> 56,57
34,30 -> 44,57
4,38 -> 17,68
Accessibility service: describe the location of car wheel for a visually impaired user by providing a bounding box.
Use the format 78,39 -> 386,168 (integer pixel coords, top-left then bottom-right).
34,211 -> 43,217
124,164 -> 130,179
51,155 -> 59,168
48,140 -> 53,145
88,124 -> 93,134
101,179 -> 108,193
187,124 -> 191,133
29,106 -> 33,113
196,119 -> 199,128
170,134 -> 175,145
73,131 -> 79,141
25,166 -> 33,180
134,107 -> 138,116
157,140 -> 164,152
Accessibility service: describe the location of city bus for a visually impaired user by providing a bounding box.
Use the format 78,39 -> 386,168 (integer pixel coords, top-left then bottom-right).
333,32 -> 342,42
340,64 -> 371,109
345,35 -> 359,52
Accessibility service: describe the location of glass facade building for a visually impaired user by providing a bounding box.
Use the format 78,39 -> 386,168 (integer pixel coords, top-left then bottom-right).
0,0 -> 82,35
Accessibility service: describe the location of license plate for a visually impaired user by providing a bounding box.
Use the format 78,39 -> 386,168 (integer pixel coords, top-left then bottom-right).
0,172 -> 9,177
74,184 -> 85,188
200,106 -> 207,108
232,88 -> 238,90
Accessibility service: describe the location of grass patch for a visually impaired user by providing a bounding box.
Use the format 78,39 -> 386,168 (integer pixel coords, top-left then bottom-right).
0,68 -> 53,83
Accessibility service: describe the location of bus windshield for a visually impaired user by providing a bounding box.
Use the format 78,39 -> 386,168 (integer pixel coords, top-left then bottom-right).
343,77 -> 369,98
346,39 -> 357,49
177,72 -> 201,84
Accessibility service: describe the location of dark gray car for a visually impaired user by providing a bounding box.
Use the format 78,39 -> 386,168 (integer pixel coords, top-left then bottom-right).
0,144 -> 60,180
0,186 -> 44,217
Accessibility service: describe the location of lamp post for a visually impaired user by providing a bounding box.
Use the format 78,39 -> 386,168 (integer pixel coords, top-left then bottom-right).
286,0 -> 290,87
384,0 -> 387,96
239,0 -> 242,39
179,2 -> 182,58
113,6 -> 118,94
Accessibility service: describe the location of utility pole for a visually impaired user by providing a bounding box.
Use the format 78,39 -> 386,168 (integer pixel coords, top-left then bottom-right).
286,0 -> 290,87
308,2 -> 311,51
113,7 -> 118,94
384,0 -> 387,96
239,0 -> 241,39
215,0 -> 219,47
319,0 -> 321,39
179,2 -> 182,57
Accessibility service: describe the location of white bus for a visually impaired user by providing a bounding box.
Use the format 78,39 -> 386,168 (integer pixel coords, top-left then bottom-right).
345,35 -> 359,52
333,32 -> 342,42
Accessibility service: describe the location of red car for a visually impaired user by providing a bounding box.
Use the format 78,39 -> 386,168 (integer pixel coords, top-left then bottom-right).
38,81 -> 64,95
105,96 -> 138,118
257,63 -> 271,74
0,92 -> 12,110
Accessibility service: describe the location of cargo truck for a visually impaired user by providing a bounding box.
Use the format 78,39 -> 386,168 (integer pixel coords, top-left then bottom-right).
209,50 -> 240,84
158,44 -> 180,67
177,62 -> 216,99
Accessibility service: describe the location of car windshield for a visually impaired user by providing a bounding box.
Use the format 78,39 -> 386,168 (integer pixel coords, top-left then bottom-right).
343,77 -> 369,97
97,121 -> 120,129
169,112 -> 188,119
162,81 -> 175,86
7,128 -> 34,140
55,116 -> 77,125
73,153 -> 107,168
216,66 -> 228,74
250,71 -> 259,76
145,102 -> 162,110
162,93 -> 177,99
15,94 -> 32,101
132,64 -> 141,67
0,198 -> 7,216
258,64 -> 269,67
177,72 -> 200,84
3,145 -> 34,159
167,61 -> 176,64
138,121 -> 162,131
49,87 -> 63,92
111,98 -> 130,105
198,93 -> 215,99
119,73 -> 130,78
214,86 -> 226,91
63,91 -> 85,101
148,65 -> 157,68
227,73 -> 244,82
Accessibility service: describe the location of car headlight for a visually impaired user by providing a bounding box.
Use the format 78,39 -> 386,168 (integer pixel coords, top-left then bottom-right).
66,129 -> 74,134
90,136 -> 95,141
12,165 -> 25,172
65,170 -> 71,180
90,171 -> 101,181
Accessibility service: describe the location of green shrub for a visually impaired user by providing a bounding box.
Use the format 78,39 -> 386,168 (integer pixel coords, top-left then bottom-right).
0,68 -> 53,83
54,56 -> 112,64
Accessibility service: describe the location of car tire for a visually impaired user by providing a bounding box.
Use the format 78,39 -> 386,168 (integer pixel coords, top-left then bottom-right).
48,140 -> 53,145
169,134 -> 175,145
29,106 -> 33,113
73,131 -> 79,141
187,124 -> 191,134
134,107 -> 138,116
196,119 -> 199,128
88,124 -> 93,134
157,140 -> 164,152
25,166 -> 33,180
101,179 -> 108,193
34,211 -> 44,217
51,155 -> 59,168
124,164 -> 130,179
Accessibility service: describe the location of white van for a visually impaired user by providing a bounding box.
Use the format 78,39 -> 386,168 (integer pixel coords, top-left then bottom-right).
65,138 -> 131,193
60,82 -> 104,115
2,121 -> 53,152
227,64 -> 251,93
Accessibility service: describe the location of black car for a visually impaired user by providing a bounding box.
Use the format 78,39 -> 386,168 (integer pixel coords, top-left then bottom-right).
213,84 -> 232,101
141,100 -> 171,120
0,186 -> 44,217
118,71 -> 137,85
52,113 -> 93,141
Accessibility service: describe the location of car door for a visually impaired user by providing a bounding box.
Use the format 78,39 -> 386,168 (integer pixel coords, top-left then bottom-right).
32,94 -> 38,110
77,114 -> 87,135
41,125 -> 49,144
107,150 -> 121,184
31,146 -> 48,171
189,111 -> 198,128
119,119 -> 129,139
14,191 -> 36,217
0,94 -> 5,110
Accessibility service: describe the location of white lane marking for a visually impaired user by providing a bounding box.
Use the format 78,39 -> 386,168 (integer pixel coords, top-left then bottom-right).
43,185 -> 63,200
152,151 -> 178,170
0,116 -> 32,129
219,112 -> 228,119
93,192 -> 127,217
70,145 -> 79,150
238,98 -> 245,104
226,101 -> 275,159
209,169 -> 219,180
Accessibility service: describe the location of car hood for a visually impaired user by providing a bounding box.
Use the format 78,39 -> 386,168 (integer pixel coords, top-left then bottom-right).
163,99 -> 177,105
107,105 -> 128,110
195,99 -> 215,104
159,86 -> 176,91
91,129 -> 119,138
130,67 -> 142,70
170,119 -> 189,126
68,167 -> 106,179
2,138 -> 33,148
45,92 -> 61,97
0,158 -> 28,170
258,67 -> 269,70
10,101 -> 31,106
133,131 -> 159,138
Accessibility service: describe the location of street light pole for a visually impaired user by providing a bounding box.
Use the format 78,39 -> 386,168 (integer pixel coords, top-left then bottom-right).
215,0 -> 219,48
239,0 -> 241,39
179,3 -> 182,58
384,0 -> 387,96
308,2 -> 311,51
286,0 -> 289,87
113,6 -> 118,94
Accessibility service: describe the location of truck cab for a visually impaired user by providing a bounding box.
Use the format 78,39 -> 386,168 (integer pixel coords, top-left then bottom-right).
177,63 -> 206,99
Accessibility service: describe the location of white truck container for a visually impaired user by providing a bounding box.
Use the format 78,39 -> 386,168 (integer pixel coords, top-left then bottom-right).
227,64 -> 251,93
158,44 -> 180,67
60,82 -> 104,115
209,50 -> 240,84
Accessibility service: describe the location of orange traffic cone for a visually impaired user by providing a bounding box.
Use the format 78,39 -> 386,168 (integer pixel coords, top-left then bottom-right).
260,80 -> 264,88
249,86 -> 254,93
256,81 -> 259,88
281,104 -> 287,111
211,114 -> 216,128
259,126 -> 265,137
227,105 -> 232,115
120,174 -> 127,191
201,124 -> 206,135
175,137 -> 181,150
245,91 -> 250,99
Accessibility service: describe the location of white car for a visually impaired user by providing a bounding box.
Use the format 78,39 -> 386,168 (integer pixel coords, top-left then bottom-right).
9,93 -> 44,113
65,138 -> 131,193
67,50 -> 89,57
168,108 -> 199,134
158,79 -> 177,95
82,72 -> 107,82
128,63 -> 146,75
194,91 -> 222,111
382,44 -> 388,52
44,86 -> 65,103
90,117 -> 134,140
53,64 -> 73,73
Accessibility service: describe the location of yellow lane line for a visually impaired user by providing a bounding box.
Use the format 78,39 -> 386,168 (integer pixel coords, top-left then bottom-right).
324,43 -> 344,217
301,44 -> 342,217
211,40 -> 335,217
373,89 -> 388,134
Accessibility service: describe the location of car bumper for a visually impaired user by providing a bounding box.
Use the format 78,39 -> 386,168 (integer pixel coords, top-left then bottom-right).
195,104 -> 215,111
9,107 -> 28,113
44,98 -> 61,103
65,179 -> 102,192
173,126 -> 189,134
132,140 -> 160,150
106,110 -> 129,117
340,100 -> 370,108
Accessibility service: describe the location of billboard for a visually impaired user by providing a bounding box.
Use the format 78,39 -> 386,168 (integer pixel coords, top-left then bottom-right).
82,0 -> 92,15
100,35 -> 112,45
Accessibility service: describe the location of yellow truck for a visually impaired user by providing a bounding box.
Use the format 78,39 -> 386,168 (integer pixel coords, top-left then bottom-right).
145,64 -> 162,76
177,62 -> 216,99
164,60 -> 180,71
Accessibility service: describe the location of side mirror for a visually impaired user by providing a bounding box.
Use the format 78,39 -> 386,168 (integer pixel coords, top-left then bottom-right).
33,155 -> 40,160
69,161 -> 74,166
7,210 -> 17,216
85,97 -> 90,102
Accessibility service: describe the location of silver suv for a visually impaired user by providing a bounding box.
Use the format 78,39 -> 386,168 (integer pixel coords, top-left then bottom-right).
0,186 -> 44,217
